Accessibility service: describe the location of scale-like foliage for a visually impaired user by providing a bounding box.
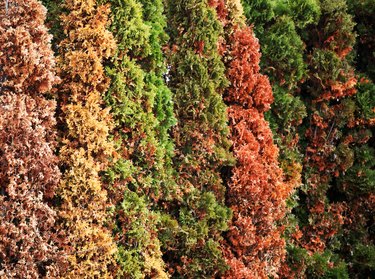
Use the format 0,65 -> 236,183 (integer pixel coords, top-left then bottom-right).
331,77 -> 375,278
55,0 -> 118,277
241,0 -> 318,221
139,0 -> 177,169
285,1 -> 370,277
104,0 -> 172,277
210,1 -> 292,277
163,0 -> 233,276
300,0 -> 357,252
0,0 -> 63,277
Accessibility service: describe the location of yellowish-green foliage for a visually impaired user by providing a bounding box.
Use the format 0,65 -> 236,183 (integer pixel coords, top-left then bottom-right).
104,0 -> 171,277
56,0 -> 118,277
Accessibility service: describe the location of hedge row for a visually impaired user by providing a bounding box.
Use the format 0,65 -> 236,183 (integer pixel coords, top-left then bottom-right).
1,0 -> 373,278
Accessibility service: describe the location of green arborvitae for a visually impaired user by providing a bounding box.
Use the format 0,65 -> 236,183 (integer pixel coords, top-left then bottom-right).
104,0 -> 175,277
138,0 -> 178,200
163,0 -> 234,277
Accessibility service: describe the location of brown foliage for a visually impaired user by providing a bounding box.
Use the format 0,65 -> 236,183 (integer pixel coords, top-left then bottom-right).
0,1 -> 63,277
0,95 -> 63,278
0,0 -> 59,94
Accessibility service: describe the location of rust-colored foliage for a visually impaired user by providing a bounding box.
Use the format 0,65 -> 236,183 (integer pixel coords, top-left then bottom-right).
0,0 -> 63,277
55,0 -> 118,277
300,0 -> 358,255
211,1 -> 292,277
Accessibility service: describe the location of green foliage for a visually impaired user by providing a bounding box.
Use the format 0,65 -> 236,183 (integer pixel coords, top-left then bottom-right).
41,0 -> 67,51
105,0 -> 176,277
268,85 -> 306,132
275,0 -> 321,29
352,244 -> 375,273
284,245 -> 350,279
355,78 -> 375,120
163,0 -> 233,276
242,0 -> 275,33
261,16 -> 306,87
338,145 -> 375,196
306,251 -> 349,279
115,191 -> 168,278
139,0 -> 169,73
109,0 -> 151,58
139,0 -> 177,194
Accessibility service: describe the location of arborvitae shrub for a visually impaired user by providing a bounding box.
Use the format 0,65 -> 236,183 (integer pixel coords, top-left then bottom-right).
241,0 -> 314,211
55,0 -> 118,276
104,0 -> 172,277
163,0 -> 233,276
289,0 -> 370,277
0,0 -> 64,277
138,0 -> 178,200
209,1 -> 292,277
333,77 -> 375,278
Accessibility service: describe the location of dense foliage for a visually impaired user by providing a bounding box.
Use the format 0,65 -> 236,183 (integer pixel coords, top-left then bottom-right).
209,0 -> 293,277
1,0 -> 374,278
162,0 -> 234,277
54,0 -> 118,277
104,0 -> 174,277
0,1 -> 63,277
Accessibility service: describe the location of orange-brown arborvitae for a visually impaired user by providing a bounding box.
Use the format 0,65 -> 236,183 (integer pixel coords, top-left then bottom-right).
299,0 -> 358,256
209,1 -> 293,277
0,0 -> 64,277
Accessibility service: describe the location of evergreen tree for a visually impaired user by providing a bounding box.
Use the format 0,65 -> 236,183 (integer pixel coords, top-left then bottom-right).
0,0 -> 64,277
286,1 -> 368,277
210,1 -> 293,277
163,0 -> 233,276
55,0 -> 118,276
334,67 -> 375,278
104,0 -> 175,277
241,1 -> 318,276
241,0 -> 321,195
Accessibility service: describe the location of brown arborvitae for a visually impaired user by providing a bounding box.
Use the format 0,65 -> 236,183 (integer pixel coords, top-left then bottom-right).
0,0 -> 63,277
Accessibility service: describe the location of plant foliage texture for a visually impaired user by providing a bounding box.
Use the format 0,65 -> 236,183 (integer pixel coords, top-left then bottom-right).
1,0 -> 374,278
103,0 -> 175,277
210,1 -> 293,277
0,0 -> 63,277
163,0 -> 234,277
54,0 -> 118,277
284,1 -> 374,278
